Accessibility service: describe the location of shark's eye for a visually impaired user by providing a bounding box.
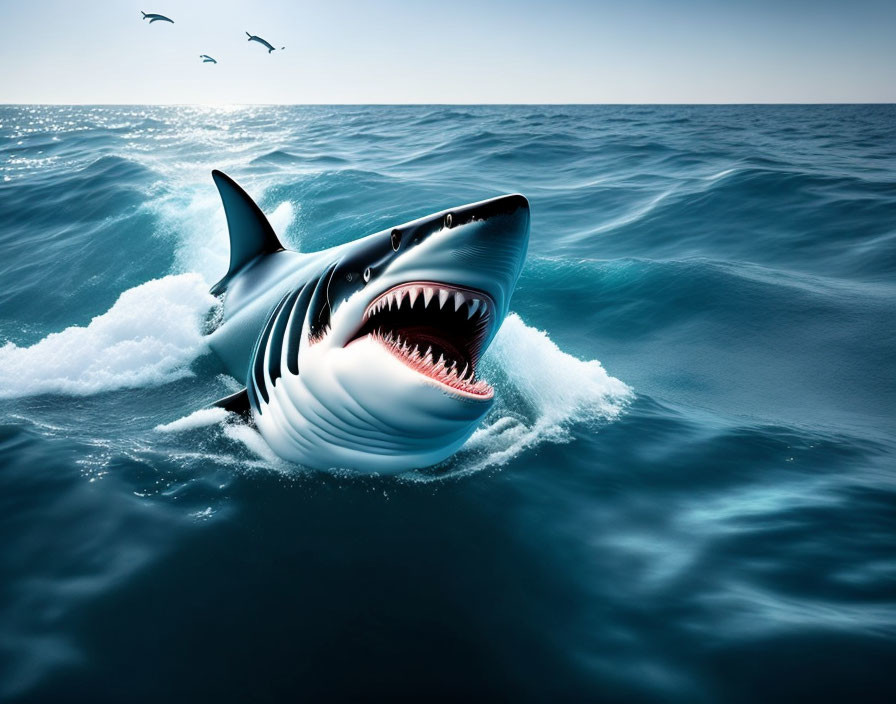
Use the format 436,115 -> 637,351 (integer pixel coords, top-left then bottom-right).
445,213 -> 454,228
363,267 -> 371,282
390,229 -> 402,251
345,272 -> 354,282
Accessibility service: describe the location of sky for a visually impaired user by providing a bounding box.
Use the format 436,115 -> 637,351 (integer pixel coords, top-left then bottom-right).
1,0 -> 894,103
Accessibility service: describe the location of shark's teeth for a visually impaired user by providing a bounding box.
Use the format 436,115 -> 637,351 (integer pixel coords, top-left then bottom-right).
364,283 -> 489,323
468,299 -> 480,319
358,282 -> 495,400
368,328 -> 493,398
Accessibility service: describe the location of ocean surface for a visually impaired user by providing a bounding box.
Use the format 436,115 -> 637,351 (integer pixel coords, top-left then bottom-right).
0,105 -> 894,701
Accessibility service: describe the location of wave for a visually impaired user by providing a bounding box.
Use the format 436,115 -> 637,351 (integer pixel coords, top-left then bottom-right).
0,274 -> 216,398
147,171 -> 298,282
154,407 -> 231,433
412,313 -> 632,477
249,150 -> 349,169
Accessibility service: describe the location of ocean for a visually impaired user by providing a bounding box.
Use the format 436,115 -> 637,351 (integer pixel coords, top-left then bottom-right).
0,104 -> 894,701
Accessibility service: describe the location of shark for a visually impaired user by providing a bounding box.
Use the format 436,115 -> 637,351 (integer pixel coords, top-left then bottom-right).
204,171 -> 530,473
246,32 -> 284,53
141,11 -> 174,24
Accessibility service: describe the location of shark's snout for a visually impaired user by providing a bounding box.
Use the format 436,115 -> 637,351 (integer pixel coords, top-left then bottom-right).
440,194 -> 531,270
384,193 -> 530,326
445,193 -> 530,225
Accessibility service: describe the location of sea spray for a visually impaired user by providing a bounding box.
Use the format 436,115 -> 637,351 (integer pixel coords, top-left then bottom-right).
0,274 -> 217,398
457,313 -> 632,471
154,407 -> 232,433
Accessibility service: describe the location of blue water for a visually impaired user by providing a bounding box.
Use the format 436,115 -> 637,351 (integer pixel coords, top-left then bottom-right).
1,105 -> 895,701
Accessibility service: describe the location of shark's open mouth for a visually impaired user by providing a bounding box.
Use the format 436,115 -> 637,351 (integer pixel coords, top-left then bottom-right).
348,282 -> 494,399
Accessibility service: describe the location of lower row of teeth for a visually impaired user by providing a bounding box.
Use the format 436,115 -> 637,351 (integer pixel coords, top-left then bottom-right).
373,331 -> 490,394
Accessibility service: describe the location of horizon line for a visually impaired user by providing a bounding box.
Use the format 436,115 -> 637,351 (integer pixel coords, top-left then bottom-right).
2,101 -> 895,107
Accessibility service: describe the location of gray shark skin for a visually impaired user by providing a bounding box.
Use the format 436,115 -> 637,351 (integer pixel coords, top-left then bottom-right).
200,55 -> 218,64
246,32 -> 283,53
205,171 -> 530,473
141,11 -> 174,24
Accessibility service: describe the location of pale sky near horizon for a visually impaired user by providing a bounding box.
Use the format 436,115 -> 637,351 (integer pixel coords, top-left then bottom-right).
1,0 -> 894,104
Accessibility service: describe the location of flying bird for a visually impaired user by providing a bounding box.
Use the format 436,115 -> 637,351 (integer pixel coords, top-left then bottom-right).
141,11 -> 174,24
200,55 -> 218,64
246,32 -> 284,53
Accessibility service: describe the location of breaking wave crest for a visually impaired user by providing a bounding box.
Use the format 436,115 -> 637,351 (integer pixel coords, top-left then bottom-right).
0,274 -> 217,398
443,313 -> 632,474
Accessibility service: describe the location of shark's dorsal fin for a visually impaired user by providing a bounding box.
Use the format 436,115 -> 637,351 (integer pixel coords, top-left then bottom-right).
210,170 -> 285,295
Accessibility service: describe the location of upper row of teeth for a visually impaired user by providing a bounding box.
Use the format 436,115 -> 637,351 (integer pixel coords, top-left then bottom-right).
366,286 -> 485,320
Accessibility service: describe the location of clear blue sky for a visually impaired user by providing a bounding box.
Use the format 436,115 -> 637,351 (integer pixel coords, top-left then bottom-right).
1,0 -> 894,103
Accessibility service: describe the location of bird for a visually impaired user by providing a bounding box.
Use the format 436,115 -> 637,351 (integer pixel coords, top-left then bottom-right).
246,32 -> 284,53
200,55 -> 218,64
141,11 -> 174,24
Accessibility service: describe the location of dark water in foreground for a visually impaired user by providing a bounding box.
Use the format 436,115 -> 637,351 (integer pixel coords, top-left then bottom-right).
1,105 -> 894,701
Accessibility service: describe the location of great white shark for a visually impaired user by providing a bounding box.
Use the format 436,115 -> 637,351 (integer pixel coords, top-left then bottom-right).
205,171 -> 530,473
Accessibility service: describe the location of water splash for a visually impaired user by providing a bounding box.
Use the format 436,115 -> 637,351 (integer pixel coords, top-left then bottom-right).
0,274 -> 216,398
154,407 -> 232,433
444,313 -> 632,473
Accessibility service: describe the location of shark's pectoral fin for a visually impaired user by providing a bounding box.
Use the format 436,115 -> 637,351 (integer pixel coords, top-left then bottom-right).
212,388 -> 252,418
210,170 -> 286,295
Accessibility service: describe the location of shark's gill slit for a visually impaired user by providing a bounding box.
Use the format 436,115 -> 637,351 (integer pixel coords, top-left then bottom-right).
252,294 -> 289,408
267,289 -> 301,384
307,263 -> 337,343
285,283 -> 313,376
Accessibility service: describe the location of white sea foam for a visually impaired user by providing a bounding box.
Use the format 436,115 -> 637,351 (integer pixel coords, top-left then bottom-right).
150,175 -> 298,283
268,201 -> 297,243
154,404 -> 290,472
221,422 -> 292,472
154,407 -> 232,433
0,170 -> 296,402
0,274 -> 217,398
454,313 -> 632,472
